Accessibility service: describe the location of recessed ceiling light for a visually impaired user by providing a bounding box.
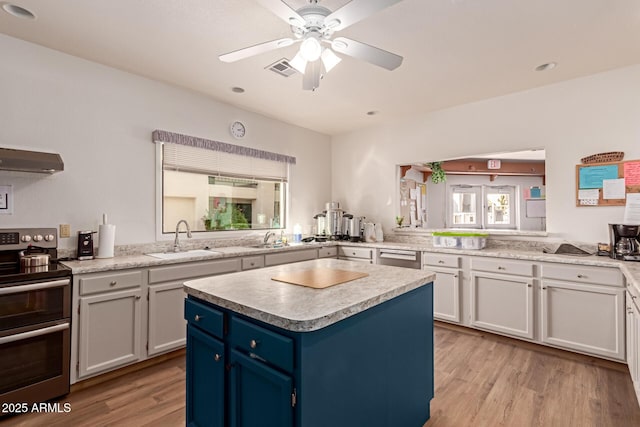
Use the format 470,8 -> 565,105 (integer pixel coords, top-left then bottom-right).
366,110 -> 379,116
2,3 -> 36,19
231,87 -> 245,94
535,62 -> 557,72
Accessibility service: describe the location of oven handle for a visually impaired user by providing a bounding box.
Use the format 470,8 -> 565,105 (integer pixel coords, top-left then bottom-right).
0,322 -> 69,345
0,278 -> 70,295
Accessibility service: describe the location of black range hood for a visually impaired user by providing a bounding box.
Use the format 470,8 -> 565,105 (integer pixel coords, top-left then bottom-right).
0,147 -> 64,174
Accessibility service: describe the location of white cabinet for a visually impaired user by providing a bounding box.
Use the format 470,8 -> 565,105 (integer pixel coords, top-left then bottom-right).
337,246 -> 374,263
470,257 -> 534,339
76,270 -> 144,379
627,289 -> 640,406
147,258 -> 241,357
423,253 -> 461,323
540,263 -> 625,361
265,248 -> 318,266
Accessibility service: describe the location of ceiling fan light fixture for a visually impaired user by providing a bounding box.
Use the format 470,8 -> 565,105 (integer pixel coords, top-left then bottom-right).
289,52 -> 308,74
300,34 -> 322,62
321,48 -> 341,73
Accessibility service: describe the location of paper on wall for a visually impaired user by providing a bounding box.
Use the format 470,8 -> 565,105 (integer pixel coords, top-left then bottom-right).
602,178 -> 626,199
624,193 -> 640,224
0,185 -> 12,215
578,188 -> 599,205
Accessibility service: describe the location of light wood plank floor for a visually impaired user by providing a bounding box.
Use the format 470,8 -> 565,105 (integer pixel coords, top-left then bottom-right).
3,323 -> 640,427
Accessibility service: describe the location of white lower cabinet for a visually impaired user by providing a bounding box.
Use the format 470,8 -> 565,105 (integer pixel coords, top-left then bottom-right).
148,281 -> 187,356
540,279 -> 624,360
540,263 -> 625,361
627,290 -> 640,406
470,270 -> 534,339
76,271 -> 144,379
423,253 -> 461,323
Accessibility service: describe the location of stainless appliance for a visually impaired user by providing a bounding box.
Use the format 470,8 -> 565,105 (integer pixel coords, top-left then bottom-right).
377,249 -> 422,269
348,216 -> 365,242
313,212 -> 327,237
77,230 -> 95,260
341,214 -> 353,240
0,228 -> 72,411
609,223 -> 640,261
324,202 -> 345,239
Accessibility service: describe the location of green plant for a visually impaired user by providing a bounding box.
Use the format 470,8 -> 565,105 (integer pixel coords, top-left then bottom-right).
395,216 -> 404,226
426,162 -> 446,184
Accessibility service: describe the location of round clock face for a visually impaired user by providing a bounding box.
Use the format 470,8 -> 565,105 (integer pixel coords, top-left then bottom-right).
230,121 -> 246,139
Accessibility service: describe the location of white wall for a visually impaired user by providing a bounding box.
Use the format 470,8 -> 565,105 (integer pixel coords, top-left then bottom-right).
331,65 -> 640,243
0,34 -> 332,249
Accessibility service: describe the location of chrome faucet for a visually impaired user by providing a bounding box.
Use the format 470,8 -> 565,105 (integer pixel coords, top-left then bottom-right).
264,231 -> 275,245
174,220 -> 192,252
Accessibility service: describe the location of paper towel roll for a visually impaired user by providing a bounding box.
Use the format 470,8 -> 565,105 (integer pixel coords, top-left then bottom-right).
96,224 -> 116,258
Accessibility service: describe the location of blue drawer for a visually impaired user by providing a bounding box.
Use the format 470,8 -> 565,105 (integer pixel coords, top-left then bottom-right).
185,298 -> 224,339
230,317 -> 294,373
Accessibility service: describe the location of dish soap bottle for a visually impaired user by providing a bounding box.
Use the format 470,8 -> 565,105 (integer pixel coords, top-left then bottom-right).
374,223 -> 384,242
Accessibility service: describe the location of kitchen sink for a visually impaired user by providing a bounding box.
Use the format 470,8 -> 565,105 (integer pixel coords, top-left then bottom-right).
248,243 -> 286,249
146,249 -> 221,260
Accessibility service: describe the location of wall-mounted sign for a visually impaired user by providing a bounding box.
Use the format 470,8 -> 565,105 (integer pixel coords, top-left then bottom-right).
487,159 -> 501,170
0,185 -> 13,215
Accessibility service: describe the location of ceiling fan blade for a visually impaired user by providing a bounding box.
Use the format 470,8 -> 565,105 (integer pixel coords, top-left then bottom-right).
302,60 -> 321,91
254,0 -> 306,28
324,0 -> 404,32
219,38 -> 294,63
331,37 -> 402,70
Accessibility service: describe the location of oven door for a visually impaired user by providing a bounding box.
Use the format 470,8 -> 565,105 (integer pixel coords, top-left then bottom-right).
0,278 -> 70,331
0,320 -> 70,406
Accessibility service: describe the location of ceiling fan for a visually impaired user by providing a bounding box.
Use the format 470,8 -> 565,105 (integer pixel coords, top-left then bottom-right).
219,0 -> 405,90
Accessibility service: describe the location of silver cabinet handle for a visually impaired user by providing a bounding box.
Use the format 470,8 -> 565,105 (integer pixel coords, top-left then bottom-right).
438,260 -> 445,264
110,281 -> 117,286
214,353 -> 222,362
542,287 -> 547,290
497,266 -> 506,270
453,275 -> 458,278
527,284 -> 532,288
135,295 -> 141,300
250,262 -> 255,266
632,295 -> 638,299
250,339 -> 258,349
194,314 -> 201,322
577,274 -> 586,279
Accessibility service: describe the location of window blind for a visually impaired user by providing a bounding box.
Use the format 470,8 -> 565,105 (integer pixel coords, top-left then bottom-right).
161,141 -> 289,181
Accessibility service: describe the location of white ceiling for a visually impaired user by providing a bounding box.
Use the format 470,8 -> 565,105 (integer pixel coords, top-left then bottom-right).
2,0 -> 640,136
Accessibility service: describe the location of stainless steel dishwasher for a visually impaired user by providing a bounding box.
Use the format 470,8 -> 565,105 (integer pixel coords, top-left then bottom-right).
376,248 -> 422,269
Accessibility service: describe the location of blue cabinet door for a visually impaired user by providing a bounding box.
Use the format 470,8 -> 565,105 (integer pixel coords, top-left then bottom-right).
229,349 -> 293,427
186,324 -> 225,427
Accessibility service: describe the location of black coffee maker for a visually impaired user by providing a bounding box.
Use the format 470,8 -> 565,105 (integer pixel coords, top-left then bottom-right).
609,224 -> 640,261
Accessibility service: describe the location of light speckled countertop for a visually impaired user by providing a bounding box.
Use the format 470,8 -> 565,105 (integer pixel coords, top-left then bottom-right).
60,240 -> 640,294
183,258 -> 435,332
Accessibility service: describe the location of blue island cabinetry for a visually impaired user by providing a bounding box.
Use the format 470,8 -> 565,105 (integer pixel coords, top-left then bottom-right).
184,282 -> 434,427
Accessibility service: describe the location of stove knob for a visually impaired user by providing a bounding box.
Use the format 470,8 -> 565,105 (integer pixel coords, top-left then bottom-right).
33,235 -> 43,242
21,235 -> 32,242
44,234 -> 55,241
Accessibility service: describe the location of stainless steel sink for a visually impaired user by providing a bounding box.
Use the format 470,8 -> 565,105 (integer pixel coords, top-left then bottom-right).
248,243 -> 286,249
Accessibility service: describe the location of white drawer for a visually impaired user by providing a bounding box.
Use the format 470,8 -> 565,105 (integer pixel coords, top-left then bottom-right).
265,249 -> 318,266
79,270 -> 143,295
318,246 -> 338,258
242,255 -> 264,270
423,253 -> 460,268
148,258 -> 241,283
338,246 -> 372,260
471,257 -> 533,277
541,263 -> 622,286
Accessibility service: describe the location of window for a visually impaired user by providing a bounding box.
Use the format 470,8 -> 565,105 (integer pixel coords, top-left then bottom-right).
451,186 -> 481,228
154,130 -> 294,235
448,185 -> 517,229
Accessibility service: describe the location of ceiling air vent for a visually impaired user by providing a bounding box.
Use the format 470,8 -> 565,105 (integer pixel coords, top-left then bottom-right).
266,58 -> 297,77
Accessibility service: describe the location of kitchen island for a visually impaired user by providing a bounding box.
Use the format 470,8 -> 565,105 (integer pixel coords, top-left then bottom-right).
183,258 -> 435,427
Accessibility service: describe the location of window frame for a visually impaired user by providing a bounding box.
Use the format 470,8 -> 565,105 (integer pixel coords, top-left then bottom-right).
446,184 -> 519,230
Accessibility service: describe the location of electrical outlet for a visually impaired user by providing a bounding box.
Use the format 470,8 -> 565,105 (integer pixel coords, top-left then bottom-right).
60,224 -> 71,238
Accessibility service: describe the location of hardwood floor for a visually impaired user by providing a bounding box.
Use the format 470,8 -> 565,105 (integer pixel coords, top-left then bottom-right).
3,323 -> 640,427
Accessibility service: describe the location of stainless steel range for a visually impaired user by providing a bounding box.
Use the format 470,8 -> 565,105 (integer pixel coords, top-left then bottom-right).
0,228 -> 72,412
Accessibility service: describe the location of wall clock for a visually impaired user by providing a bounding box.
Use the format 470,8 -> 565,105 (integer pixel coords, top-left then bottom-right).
230,121 -> 246,139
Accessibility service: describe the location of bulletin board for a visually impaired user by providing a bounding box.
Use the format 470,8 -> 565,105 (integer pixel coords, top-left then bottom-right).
575,160 -> 640,206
